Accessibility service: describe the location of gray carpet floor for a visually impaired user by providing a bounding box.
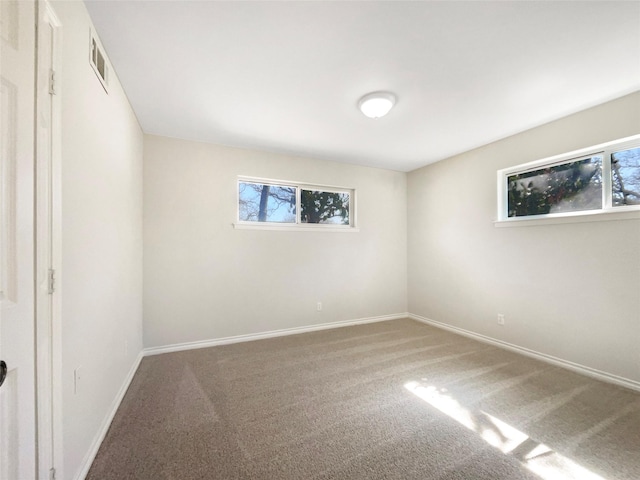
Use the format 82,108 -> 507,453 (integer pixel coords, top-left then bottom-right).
87,318 -> 640,480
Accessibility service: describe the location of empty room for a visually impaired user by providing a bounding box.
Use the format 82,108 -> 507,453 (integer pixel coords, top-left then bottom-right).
1,1 -> 639,479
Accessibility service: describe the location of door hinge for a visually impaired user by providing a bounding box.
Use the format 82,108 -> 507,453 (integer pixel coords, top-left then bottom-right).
48,269 -> 55,294
49,467 -> 56,480
49,69 -> 57,95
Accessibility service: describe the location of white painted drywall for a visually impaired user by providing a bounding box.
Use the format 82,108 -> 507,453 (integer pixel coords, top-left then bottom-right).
408,92 -> 640,383
52,2 -> 144,478
143,135 -> 407,348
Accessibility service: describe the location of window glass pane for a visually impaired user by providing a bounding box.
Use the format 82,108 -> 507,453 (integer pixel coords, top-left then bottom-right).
611,147 -> 640,207
507,156 -> 602,217
300,190 -> 350,225
238,182 -> 296,223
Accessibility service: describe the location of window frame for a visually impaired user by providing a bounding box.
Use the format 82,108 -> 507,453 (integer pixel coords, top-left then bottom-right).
496,134 -> 640,226
235,176 -> 358,232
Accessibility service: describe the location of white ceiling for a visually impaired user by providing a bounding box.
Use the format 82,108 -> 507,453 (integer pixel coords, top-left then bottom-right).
84,1 -> 640,172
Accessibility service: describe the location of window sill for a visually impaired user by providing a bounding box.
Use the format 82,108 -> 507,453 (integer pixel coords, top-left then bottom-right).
233,223 -> 360,232
494,208 -> 640,227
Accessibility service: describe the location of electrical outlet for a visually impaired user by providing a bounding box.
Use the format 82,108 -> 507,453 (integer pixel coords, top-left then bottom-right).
74,367 -> 82,395
497,314 -> 505,326
317,302 -> 322,312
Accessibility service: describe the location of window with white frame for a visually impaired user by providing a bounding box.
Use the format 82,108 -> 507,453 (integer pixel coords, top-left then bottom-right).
497,135 -> 640,221
237,178 -> 354,228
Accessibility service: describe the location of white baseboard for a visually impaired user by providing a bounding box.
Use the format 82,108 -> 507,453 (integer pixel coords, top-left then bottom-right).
143,313 -> 409,357
75,352 -> 144,480
409,313 -> 640,393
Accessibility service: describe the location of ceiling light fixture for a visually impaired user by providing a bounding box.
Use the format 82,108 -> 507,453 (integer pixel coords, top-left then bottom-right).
358,91 -> 396,119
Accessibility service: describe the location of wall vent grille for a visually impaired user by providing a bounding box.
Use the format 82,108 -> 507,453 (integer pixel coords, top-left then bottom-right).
90,32 -> 109,92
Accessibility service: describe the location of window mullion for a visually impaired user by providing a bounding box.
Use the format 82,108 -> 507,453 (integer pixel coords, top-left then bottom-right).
296,186 -> 301,225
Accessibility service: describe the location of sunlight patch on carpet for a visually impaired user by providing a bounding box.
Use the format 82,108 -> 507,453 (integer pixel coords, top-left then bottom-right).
404,381 -> 605,480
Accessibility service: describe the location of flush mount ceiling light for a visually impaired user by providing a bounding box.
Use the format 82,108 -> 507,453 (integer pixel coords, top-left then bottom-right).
358,91 -> 397,119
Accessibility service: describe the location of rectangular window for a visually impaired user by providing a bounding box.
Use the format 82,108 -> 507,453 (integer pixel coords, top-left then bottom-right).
498,135 -> 640,222
611,147 -> 640,207
239,182 -> 297,223
301,189 -> 350,225
507,155 -> 603,217
237,178 -> 355,229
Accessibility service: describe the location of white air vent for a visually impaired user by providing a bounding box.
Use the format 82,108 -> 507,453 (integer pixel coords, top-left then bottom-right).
89,32 -> 109,92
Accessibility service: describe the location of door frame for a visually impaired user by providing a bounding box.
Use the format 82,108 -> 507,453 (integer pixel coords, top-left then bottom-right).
35,1 -> 62,478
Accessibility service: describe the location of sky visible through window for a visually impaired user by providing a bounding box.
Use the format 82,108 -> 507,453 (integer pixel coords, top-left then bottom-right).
239,182 -> 296,223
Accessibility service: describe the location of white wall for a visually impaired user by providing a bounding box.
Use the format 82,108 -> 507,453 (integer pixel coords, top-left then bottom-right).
408,92 -> 640,384
53,2 -> 144,478
143,135 -> 407,348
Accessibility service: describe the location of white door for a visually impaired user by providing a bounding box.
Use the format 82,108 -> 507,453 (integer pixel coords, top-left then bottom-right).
0,1 -> 37,479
